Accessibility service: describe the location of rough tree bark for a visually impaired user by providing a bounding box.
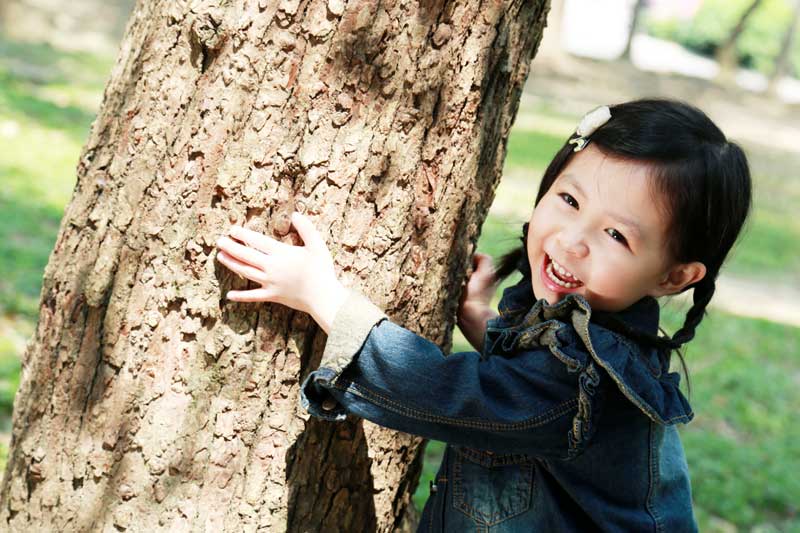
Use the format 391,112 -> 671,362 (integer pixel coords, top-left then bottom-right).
0,0 -> 549,531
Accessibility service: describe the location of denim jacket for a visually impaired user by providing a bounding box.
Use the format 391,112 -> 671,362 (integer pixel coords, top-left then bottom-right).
299,250 -> 698,532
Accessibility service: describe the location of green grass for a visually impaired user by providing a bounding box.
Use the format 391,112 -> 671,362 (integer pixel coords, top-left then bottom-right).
726,205 -> 800,283
504,128 -> 566,170
0,337 -> 21,416
0,36 -> 111,318
0,176 -> 65,317
661,308 -> 800,530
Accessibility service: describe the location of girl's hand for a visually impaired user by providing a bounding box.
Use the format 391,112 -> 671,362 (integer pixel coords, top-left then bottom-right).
458,253 -> 498,317
457,253 -> 500,351
215,212 -> 347,334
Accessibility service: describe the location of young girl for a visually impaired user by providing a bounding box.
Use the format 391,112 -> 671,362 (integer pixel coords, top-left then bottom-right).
215,99 -> 752,531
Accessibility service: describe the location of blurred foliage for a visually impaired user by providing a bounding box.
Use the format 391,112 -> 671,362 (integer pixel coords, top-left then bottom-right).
646,0 -> 800,76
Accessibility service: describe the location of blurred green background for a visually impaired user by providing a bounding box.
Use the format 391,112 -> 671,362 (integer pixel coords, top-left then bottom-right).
647,0 -> 800,76
1,0 -> 799,530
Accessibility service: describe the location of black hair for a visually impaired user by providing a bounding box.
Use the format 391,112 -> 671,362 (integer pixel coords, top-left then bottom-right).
495,99 -> 753,384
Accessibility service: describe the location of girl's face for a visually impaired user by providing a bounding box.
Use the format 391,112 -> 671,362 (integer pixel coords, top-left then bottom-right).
527,144 -> 705,312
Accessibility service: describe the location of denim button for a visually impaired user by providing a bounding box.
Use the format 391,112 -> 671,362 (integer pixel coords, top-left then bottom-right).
322,398 -> 337,411
430,480 -> 438,493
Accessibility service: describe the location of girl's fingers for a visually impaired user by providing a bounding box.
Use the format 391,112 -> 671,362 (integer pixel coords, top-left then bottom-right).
471,255 -> 497,287
217,251 -> 268,284
473,254 -> 494,274
226,288 -> 275,302
290,212 -> 326,251
229,225 -> 287,255
217,236 -> 268,268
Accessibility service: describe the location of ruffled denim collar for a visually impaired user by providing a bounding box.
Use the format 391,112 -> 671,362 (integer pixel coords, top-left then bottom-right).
485,237 -> 693,427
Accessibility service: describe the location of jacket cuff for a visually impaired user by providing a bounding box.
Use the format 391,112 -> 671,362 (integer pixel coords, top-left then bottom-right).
298,288 -> 387,421
319,287 -> 388,374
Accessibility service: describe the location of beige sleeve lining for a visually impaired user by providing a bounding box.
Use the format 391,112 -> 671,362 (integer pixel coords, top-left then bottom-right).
319,287 -> 388,374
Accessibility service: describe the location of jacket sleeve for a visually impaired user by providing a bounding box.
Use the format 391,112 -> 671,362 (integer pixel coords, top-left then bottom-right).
298,288 -> 584,457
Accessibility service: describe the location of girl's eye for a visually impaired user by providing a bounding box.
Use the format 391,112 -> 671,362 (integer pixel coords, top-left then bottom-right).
559,193 -> 579,209
606,228 -> 628,246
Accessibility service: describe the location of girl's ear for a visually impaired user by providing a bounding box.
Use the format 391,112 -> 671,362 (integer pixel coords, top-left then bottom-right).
651,261 -> 707,297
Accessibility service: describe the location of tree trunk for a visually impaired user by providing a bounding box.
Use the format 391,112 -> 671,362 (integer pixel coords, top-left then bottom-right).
0,0 -> 549,531
767,0 -> 800,96
622,0 -> 645,60
715,0 -> 763,83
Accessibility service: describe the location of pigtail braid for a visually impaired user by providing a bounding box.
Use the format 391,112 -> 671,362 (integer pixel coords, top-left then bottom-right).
589,278 -> 715,398
660,277 -> 716,395
667,277 -> 716,348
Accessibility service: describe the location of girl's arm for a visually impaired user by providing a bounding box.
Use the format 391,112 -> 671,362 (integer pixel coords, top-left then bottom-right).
457,305 -> 498,352
456,252 -> 499,351
216,214 -> 586,457
299,286 -> 581,457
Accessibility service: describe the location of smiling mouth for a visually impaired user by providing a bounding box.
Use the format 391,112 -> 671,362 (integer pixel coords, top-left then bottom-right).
542,254 -> 584,291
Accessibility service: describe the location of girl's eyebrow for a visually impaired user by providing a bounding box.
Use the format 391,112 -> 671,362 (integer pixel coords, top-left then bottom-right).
560,173 -> 645,240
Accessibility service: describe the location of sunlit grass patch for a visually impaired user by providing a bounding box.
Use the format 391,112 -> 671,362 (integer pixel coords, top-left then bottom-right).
659,308 -> 800,530
0,36 -> 111,318
505,128 -> 565,170
0,71 -> 97,142
0,336 -> 21,416
0,125 -> 81,317
725,205 -> 800,285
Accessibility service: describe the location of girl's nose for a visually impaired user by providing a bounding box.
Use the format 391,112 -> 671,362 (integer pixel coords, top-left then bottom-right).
557,233 -> 589,258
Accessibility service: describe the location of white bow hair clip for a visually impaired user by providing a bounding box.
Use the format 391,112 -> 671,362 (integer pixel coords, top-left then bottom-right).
569,105 -> 611,152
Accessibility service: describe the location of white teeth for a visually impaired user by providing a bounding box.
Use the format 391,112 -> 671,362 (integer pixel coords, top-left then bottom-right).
550,257 -> 580,282
546,261 -> 582,289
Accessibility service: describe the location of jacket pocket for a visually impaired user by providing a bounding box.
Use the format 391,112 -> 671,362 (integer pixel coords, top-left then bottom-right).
451,446 -> 534,526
